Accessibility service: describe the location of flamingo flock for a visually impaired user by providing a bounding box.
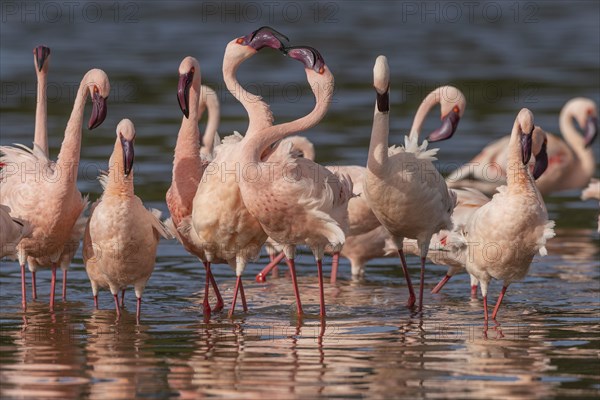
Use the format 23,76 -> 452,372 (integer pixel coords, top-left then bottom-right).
1,27 -> 597,324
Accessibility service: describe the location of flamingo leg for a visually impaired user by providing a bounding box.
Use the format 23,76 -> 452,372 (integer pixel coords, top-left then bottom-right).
113,294 -> 121,318
397,249 -> 416,308
239,279 -> 248,312
62,269 -> 67,300
94,295 -> 98,309
31,271 -> 37,300
49,263 -> 57,311
419,257 -> 425,311
20,263 -> 27,311
317,259 -> 326,317
202,262 -> 212,319
208,268 -> 223,312
120,289 -> 125,308
491,286 -> 508,320
330,252 -> 340,284
286,257 -> 304,316
136,297 -> 141,324
256,251 -> 285,282
431,274 -> 451,294
228,276 -> 243,318
483,295 -> 488,321
470,285 -> 478,299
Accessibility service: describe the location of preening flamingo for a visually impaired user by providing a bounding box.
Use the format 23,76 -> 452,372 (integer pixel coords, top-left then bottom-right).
238,45 -> 353,318
364,56 -> 464,311
84,119 -> 171,322
447,97 -> 598,195
0,68 -> 109,311
581,178 -> 600,232
0,205 -> 32,259
460,109 -> 555,321
185,27 -> 288,318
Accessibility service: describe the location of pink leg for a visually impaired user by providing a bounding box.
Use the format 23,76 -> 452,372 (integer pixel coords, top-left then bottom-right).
136,297 -> 141,324
431,274 -> 451,294
483,295 -> 488,321
330,252 -> 340,284
94,295 -> 98,309
20,264 -> 27,311
120,289 -> 125,308
240,279 -> 248,312
31,271 -> 37,300
256,252 -> 285,283
62,269 -> 67,300
228,276 -> 243,318
491,286 -> 508,320
397,249 -> 416,308
208,268 -> 223,312
202,262 -> 211,319
286,258 -> 304,316
418,257 -> 425,311
113,294 -> 121,319
49,263 -> 57,311
317,259 -> 326,317
470,285 -> 478,299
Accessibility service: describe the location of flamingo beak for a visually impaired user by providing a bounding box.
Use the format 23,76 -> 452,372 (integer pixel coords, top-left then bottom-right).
177,70 -> 194,118
34,46 -> 50,71
427,108 -> 460,142
244,26 -> 289,52
521,130 -> 533,165
584,115 -> 598,148
532,139 -> 548,180
119,133 -> 135,177
88,92 -> 108,130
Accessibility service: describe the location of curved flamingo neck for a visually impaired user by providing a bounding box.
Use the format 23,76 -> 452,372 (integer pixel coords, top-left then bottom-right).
241,71 -> 333,163
222,50 -> 273,135
105,139 -> 134,197
201,87 -> 220,155
34,69 -> 48,157
409,89 -> 439,141
559,106 -> 594,175
174,81 -> 201,161
367,100 -> 390,175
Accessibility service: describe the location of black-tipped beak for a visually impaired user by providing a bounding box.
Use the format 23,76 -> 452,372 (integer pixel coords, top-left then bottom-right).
427,108 -> 460,142
532,140 -> 548,180
584,115 -> 598,148
177,71 -> 193,118
521,130 -> 533,165
119,133 -> 135,177
34,46 -> 50,71
243,26 -> 289,52
88,92 -> 107,130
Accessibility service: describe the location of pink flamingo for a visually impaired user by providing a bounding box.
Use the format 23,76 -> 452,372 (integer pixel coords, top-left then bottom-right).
84,119 -> 171,322
364,56 -> 464,311
447,98 -> 597,195
185,27 -> 289,318
1,68 -> 109,311
238,46 -> 353,318
461,109 -> 555,321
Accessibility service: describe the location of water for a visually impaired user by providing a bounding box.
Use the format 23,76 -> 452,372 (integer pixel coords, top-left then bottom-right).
1,1 -> 599,398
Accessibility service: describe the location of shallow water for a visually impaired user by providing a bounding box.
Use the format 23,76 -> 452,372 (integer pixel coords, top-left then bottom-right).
1,1 -> 599,399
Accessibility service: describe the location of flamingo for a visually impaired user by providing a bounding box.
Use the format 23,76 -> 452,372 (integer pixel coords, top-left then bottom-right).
581,178 -> 600,232
166,56 -> 228,316
83,119 -> 171,322
447,97 -> 598,195
364,56 -> 464,311
184,27 -> 289,318
0,205 -> 32,259
0,68 -> 109,311
26,45 -> 89,302
460,108 -> 555,321
238,45 -> 353,318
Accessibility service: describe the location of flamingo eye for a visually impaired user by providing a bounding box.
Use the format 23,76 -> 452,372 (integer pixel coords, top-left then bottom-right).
93,86 -> 99,94
587,108 -> 593,115
318,66 -> 325,74
236,38 -> 244,44
453,106 -> 460,114
190,66 -> 195,73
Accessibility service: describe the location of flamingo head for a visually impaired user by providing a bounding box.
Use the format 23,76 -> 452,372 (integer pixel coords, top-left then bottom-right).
85,69 -> 110,130
177,56 -> 201,118
285,46 -> 334,101
33,45 -> 50,72
531,126 -> 549,180
564,97 -> 598,148
116,119 -> 136,177
373,55 -> 390,112
427,86 -> 466,143
227,26 -> 288,63
516,108 -> 535,165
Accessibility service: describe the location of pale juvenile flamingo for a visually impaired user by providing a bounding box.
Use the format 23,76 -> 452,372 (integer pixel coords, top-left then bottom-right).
238,46 -> 353,318
84,119 -> 171,322
166,56 -> 227,315
0,205 -> 32,259
0,68 -> 109,311
461,109 -> 555,321
184,27 -> 289,318
364,56 -> 464,311
581,178 -> 600,232
447,98 -> 598,195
